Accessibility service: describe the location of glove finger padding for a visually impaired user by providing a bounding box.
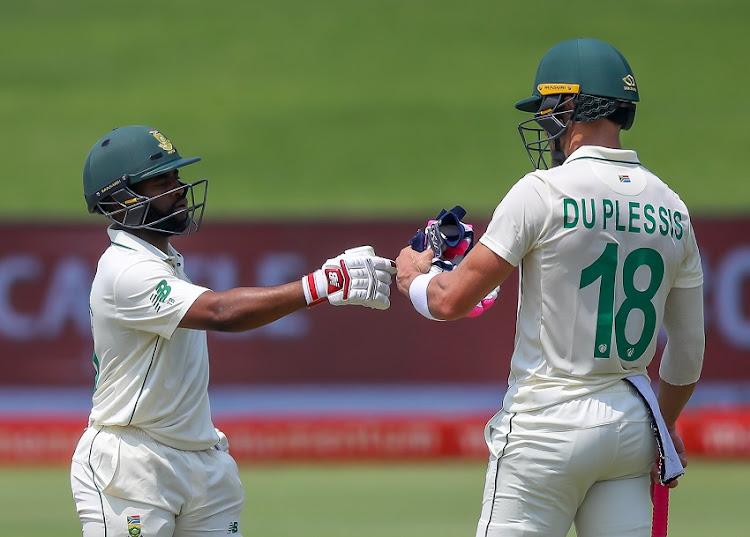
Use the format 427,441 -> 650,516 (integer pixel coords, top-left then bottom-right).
440,223 -> 473,263
344,245 -> 376,257
428,259 -> 456,274
369,256 -> 398,275
345,257 -> 394,309
376,268 -> 395,285
302,246 -> 395,309
467,286 -> 500,318
344,246 -> 397,281
344,279 -> 393,310
410,205 -> 475,262
409,207 -> 500,320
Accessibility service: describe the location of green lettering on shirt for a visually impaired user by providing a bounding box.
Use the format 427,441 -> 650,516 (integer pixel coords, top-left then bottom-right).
563,198 -> 579,228
628,202 -> 641,233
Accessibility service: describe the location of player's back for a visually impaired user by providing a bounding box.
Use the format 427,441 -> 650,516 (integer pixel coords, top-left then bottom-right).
503,146 -> 701,411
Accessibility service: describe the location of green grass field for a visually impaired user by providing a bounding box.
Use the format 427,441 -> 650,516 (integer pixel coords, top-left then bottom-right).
4,459 -> 748,536
2,0 -> 750,220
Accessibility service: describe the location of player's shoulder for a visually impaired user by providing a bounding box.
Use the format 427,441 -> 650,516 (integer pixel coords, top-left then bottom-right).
96,242 -> 173,287
641,167 -> 692,212
520,162 -> 579,189
99,239 -> 154,268
513,168 -> 555,193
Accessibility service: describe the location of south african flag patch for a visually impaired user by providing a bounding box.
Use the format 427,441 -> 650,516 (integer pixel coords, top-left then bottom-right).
127,515 -> 142,537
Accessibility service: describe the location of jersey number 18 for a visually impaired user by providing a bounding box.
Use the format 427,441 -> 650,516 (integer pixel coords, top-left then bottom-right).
579,243 -> 664,362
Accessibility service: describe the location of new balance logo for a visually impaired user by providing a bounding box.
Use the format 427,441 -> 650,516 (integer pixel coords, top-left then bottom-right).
326,268 -> 343,292
227,521 -> 239,533
150,279 -> 173,312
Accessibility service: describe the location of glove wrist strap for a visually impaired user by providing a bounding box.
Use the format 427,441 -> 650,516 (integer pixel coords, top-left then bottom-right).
409,273 -> 442,321
301,270 -> 327,307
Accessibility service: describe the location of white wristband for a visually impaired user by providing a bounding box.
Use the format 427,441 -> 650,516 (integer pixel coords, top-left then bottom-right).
408,273 -> 443,321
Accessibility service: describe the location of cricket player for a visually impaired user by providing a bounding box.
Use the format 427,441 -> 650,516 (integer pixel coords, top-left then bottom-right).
71,125 -> 396,536
396,38 -> 705,536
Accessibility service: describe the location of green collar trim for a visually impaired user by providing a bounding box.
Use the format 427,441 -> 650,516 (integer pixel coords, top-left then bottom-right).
111,241 -> 137,251
566,155 -> 640,166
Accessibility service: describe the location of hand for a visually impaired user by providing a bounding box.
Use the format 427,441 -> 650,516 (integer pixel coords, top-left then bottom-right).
395,246 -> 434,297
302,246 -> 397,310
650,426 -> 686,489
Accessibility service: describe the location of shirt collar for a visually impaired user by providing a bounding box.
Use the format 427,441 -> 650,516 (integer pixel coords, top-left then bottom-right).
106,226 -> 181,265
563,146 -> 641,166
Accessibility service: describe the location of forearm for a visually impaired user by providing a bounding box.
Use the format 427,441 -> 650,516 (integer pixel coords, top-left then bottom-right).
657,286 -> 704,426
183,247 -> 396,331
182,282 -> 306,332
419,272 -> 483,320
657,379 -> 696,428
395,248 -> 479,320
396,243 -> 514,321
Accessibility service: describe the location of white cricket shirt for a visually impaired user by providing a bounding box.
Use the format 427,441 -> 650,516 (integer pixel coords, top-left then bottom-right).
479,146 -> 703,412
87,227 -> 216,450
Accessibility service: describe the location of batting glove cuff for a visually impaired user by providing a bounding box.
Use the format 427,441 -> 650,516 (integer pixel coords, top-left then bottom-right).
302,268 -> 338,307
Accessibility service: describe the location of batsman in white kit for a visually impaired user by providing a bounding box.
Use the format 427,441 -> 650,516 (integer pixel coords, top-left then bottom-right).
71,125 -> 396,536
396,38 -> 705,536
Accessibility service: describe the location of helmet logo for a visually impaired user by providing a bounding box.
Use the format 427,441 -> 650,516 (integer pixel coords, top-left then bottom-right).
622,75 -> 637,92
94,176 -> 126,199
537,83 -> 580,95
149,129 -> 177,154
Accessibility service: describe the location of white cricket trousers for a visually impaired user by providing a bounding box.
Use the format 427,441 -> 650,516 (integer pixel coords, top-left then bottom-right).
475,381 -> 656,537
71,425 -> 245,537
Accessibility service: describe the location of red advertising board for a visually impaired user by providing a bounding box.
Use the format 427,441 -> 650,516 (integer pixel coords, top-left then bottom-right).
0,218 -> 748,386
2,409 -> 748,464
678,407 -> 750,458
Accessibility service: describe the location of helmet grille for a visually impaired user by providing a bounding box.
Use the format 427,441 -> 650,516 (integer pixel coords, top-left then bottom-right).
573,95 -> 619,123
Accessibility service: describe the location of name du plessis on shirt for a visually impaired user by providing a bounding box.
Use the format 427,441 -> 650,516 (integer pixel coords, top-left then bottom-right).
562,197 -> 685,239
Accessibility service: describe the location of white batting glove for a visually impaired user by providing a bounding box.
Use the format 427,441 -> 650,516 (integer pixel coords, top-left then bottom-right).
302,246 -> 397,310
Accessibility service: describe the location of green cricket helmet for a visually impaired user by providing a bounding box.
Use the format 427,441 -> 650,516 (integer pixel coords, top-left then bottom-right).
83,125 -> 208,234
516,38 -> 639,169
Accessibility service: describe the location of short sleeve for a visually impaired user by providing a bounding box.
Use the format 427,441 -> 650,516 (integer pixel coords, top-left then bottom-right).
112,259 -> 210,339
674,221 -> 703,289
479,174 -> 551,266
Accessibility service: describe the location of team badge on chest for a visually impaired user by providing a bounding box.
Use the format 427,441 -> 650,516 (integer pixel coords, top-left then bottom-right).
127,515 -> 142,536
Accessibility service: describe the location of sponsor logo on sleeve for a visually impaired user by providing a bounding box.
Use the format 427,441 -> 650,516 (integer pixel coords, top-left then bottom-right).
150,279 -> 174,312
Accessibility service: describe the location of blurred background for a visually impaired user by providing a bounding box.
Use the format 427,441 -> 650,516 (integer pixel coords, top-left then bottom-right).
1,1 -> 748,535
